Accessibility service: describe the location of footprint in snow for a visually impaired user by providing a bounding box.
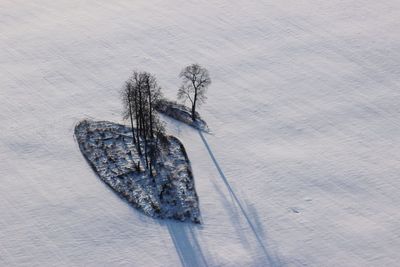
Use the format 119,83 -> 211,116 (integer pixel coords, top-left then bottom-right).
289,207 -> 301,214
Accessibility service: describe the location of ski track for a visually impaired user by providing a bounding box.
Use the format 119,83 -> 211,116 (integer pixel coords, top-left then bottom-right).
1,0 -> 400,266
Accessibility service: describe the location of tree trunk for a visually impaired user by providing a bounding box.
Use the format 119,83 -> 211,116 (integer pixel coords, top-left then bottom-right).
128,98 -> 136,145
192,87 -> 197,121
139,89 -> 149,169
148,86 -> 154,139
148,146 -> 153,177
146,79 -> 155,175
143,135 -> 149,169
134,90 -> 142,156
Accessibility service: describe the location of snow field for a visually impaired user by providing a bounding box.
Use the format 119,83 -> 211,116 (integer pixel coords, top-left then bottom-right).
1,0 -> 400,266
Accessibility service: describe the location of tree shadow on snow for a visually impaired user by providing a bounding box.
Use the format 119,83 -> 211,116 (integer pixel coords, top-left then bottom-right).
199,131 -> 283,267
165,221 -> 209,267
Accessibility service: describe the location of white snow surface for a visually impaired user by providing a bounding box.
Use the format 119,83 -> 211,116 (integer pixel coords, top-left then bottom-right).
1,1 -> 400,266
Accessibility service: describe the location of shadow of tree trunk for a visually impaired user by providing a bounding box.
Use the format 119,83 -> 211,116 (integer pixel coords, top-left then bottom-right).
166,222 -> 209,267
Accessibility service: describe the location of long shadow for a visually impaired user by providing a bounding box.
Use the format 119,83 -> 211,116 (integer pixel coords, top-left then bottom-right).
166,222 -> 209,267
198,131 -> 282,267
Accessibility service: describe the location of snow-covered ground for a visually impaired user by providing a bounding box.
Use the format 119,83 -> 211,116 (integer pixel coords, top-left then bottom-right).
1,0 -> 400,266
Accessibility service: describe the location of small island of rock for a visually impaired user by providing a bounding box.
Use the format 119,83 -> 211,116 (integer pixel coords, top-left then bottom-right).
75,120 -> 201,223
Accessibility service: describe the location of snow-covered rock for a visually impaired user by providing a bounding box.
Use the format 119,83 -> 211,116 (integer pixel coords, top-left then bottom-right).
156,99 -> 209,132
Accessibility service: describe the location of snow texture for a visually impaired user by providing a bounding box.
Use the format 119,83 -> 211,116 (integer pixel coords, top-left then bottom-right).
1,0 -> 400,266
74,120 -> 200,223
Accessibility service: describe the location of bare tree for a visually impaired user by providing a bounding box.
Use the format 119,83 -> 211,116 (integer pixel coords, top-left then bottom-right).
178,64 -> 211,121
142,72 -> 162,141
121,81 -> 137,145
141,71 -> 163,175
122,70 -> 164,176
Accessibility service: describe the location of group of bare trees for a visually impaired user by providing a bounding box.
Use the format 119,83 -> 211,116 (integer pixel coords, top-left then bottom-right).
122,71 -> 165,176
121,64 -> 211,175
